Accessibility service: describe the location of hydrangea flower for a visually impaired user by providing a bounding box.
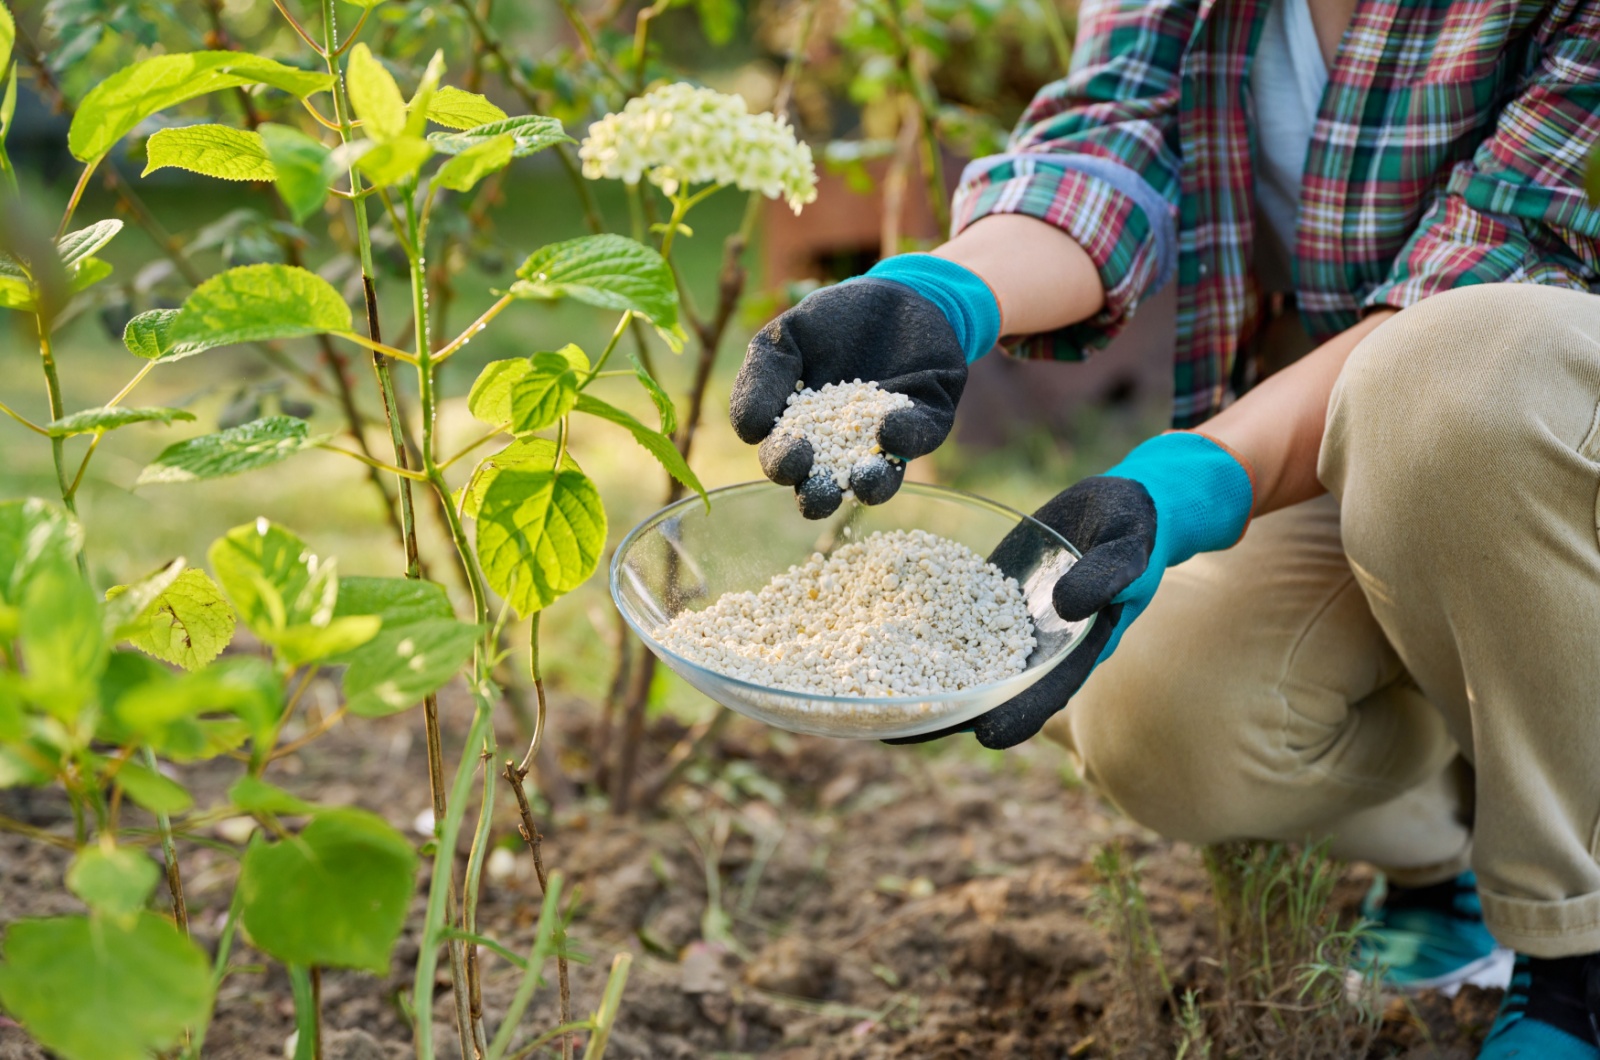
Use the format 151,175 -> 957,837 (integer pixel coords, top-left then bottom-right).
579,83 -> 818,214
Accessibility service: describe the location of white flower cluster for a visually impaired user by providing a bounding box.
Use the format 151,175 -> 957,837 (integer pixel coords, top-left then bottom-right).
656,529 -> 1036,698
579,83 -> 818,213
771,380 -> 913,495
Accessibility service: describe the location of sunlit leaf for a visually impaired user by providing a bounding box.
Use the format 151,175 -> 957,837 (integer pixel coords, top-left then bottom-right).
56,219 -> 122,269
0,2 -> 14,75
47,406 -> 195,437
206,519 -> 335,639
238,809 -> 417,972
475,468 -> 605,616
510,351 -> 581,433
345,44 -> 405,140
352,135 -> 432,186
0,499 -> 83,609
511,234 -> 680,344
20,561 -> 105,721
0,913 -> 211,1060
269,616 -> 381,667
575,393 -> 706,505
71,51 -> 333,162
260,123 -> 330,223
459,438 -> 580,519
137,417 -> 324,485
331,576 -> 453,627
143,125 -> 274,182
69,257 -> 112,293
106,567 -> 235,670
467,358 -> 529,426
632,354 -> 677,436
428,115 -> 570,158
433,133 -> 512,193
102,559 -> 184,639
340,618 -> 479,717
403,50 -> 445,139
424,87 -> 507,131
168,263 -> 351,350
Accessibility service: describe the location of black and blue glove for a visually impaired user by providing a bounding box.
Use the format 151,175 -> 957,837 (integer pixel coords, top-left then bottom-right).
890,431 -> 1255,749
729,254 -> 1001,519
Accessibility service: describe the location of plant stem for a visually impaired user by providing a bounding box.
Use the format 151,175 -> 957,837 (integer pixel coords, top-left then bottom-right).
288,964 -> 320,1060
316,443 -> 430,480
187,881 -> 245,1060
144,746 -> 190,936
56,159 -> 98,240
433,293 -> 512,363
462,746 -> 497,1039
503,759 -> 573,1060
581,954 -> 633,1060
0,398 -> 49,435
581,312 -> 633,387
486,874 -> 572,1060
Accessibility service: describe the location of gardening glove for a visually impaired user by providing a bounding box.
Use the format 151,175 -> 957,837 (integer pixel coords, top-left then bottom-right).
888,431 -> 1255,749
729,254 -> 1001,519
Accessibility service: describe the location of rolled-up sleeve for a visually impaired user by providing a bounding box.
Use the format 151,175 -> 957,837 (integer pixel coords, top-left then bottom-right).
952,0 -> 1194,360
1365,1 -> 1600,310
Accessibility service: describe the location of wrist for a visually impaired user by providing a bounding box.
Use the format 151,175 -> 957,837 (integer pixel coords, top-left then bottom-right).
1104,431 -> 1255,565
864,254 -> 1002,364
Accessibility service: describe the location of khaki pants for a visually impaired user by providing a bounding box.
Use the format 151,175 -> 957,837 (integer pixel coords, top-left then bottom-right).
1043,283 -> 1600,958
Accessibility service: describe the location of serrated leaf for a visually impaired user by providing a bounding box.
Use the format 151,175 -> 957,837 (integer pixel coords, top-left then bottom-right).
102,559 -> 184,638
403,50 -> 445,139
475,468 -> 606,616
459,438 -> 580,519
47,405 -> 195,437
229,775 -> 316,816
345,44 -> 405,140
123,309 -> 176,358
575,393 -> 707,506
512,234 -> 680,341
168,263 -> 351,350
0,499 -> 83,609
66,845 -> 160,920
331,576 -> 453,627
510,351 -> 581,433
116,761 -> 193,814
71,51 -> 333,162
632,354 -> 677,435
433,133 -> 512,193
137,416 -> 323,485
143,125 -> 274,182
106,567 -> 235,670
353,135 -> 432,186
0,913 -> 212,1060
238,809 -> 416,972
56,219 -> 122,269
206,519 -> 336,639
428,115 -> 570,157
340,618 -> 479,717
467,358 -> 529,425
425,87 -> 507,131
260,123 -> 330,223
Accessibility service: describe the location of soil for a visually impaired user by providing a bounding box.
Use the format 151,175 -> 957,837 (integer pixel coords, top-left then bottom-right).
0,682 -> 1500,1059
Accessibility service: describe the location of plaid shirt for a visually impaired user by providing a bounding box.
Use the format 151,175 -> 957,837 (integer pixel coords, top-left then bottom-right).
952,0 -> 1600,425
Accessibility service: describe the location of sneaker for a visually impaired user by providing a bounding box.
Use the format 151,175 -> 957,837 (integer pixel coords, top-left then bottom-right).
1478,953 -> 1600,1058
1358,871 -> 1513,994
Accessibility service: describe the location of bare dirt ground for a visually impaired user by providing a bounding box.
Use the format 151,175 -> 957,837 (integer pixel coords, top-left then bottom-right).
0,684 -> 1500,1059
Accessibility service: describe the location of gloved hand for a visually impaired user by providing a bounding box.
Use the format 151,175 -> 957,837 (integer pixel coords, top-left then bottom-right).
729,254 -> 1001,519
889,431 -> 1255,749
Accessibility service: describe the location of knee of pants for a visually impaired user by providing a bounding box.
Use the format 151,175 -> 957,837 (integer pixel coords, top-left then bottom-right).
1320,284 -> 1600,542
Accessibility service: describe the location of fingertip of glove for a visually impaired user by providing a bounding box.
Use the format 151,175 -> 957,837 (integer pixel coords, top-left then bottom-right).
877,405 -> 949,461
760,434 -> 814,486
848,456 -> 903,505
797,475 -> 844,520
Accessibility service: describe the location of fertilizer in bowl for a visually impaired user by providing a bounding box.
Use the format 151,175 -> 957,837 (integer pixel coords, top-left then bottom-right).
654,528 -> 1036,699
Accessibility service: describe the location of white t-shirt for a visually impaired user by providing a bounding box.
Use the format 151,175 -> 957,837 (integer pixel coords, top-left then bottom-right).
1250,0 -> 1329,291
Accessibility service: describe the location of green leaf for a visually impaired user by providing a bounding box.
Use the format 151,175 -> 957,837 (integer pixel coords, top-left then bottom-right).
0,273 -> 32,311
143,125 -> 274,182
695,0 -> 741,44
512,234 -> 681,345
433,133 -> 513,193
403,50 -> 446,139
0,2 -> 14,74
137,416 -> 324,485
66,845 -> 160,920
102,559 -> 184,638
459,438 -> 580,519
228,775 -> 315,816
20,561 -> 106,721
57,219 -> 122,269
0,500 -> 83,611
238,809 -> 417,972
467,358 -> 529,425
269,616 -> 381,667
71,51 -> 333,162
115,761 -> 193,814
260,123 -> 330,223
47,405 -> 195,437
425,87 -> 507,131
345,44 -> 406,139
475,469 -> 606,616
632,354 -> 677,436
510,351 -> 582,433
109,657 -> 280,750
428,114 -> 570,158
0,67 -> 16,146
575,393 -> 707,506
69,257 -> 112,293
0,913 -> 212,1060
168,263 -> 351,350
352,135 -> 433,186
340,618 -> 479,717
106,568 -> 236,670
340,0 -> 387,8
332,576 -> 453,627
206,519 -> 335,638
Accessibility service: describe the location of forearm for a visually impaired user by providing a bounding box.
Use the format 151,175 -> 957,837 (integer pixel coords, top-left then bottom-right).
1203,308 -> 1397,516
932,215 -> 1106,338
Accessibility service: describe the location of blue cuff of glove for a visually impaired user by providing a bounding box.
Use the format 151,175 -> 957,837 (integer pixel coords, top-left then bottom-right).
1104,432 -> 1255,567
864,254 -> 1002,364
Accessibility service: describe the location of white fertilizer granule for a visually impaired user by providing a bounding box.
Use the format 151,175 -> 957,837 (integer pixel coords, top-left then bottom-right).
655,529 -> 1036,698
769,380 -> 914,497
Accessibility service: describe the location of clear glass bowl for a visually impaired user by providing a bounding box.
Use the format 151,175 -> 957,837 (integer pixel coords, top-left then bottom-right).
610,481 -> 1094,740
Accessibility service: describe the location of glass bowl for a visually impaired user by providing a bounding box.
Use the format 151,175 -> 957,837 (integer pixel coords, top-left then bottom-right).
610,481 -> 1094,740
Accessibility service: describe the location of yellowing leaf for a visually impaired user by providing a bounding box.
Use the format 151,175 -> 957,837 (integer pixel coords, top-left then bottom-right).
106,568 -> 236,671
143,125 -> 274,182
424,87 -> 507,131
345,44 -> 405,139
